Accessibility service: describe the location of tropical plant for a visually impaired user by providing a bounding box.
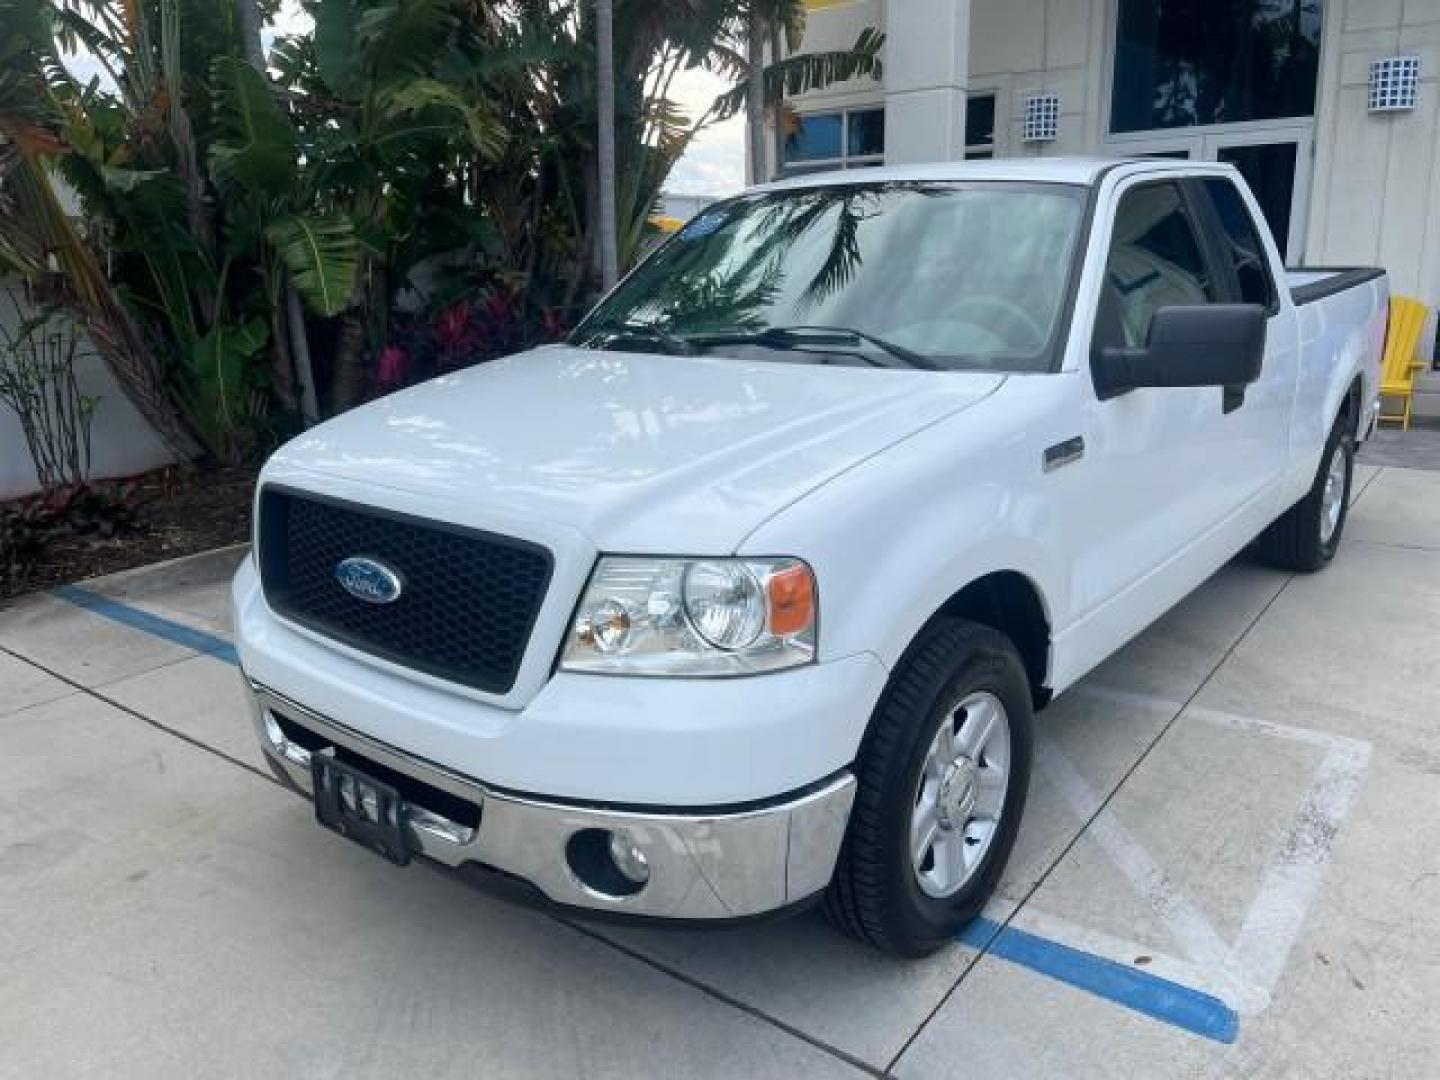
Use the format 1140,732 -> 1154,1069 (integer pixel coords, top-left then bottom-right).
0,292 -> 98,491
0,0 -> 335,461
0,0 -> 201,459
268,0 -> 507,409
0,0 -> 888,466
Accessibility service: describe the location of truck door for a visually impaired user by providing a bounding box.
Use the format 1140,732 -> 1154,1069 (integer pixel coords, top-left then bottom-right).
1062,175 -> 1294,645
1190,172 -> 1298,505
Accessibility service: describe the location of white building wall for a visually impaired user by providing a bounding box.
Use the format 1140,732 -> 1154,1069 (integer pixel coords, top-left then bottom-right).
970,0 -> 1108,157
1306,0 -> 1440,415
788,0 -> 1111,161
1,282 -> 174,500
884,0 -> 971,163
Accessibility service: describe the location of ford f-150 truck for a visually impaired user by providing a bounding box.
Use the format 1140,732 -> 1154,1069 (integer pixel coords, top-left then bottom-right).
234,159 -> 1387,956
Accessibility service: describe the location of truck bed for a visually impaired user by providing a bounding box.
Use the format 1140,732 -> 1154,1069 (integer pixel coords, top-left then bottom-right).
1287,267 -> 1387,306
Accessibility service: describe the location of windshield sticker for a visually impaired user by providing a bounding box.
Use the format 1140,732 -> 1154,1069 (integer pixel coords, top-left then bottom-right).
680,211 -> 726,240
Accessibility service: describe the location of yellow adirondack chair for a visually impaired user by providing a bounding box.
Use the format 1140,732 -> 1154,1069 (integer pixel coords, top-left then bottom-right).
1380,296 -> 1429,430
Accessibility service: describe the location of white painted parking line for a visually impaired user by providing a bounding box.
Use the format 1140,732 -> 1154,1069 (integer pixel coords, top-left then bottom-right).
1014,683 -> 1373,1019
1035,748 -> 1236,973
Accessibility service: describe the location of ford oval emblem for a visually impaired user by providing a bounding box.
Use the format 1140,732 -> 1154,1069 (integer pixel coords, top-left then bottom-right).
335,556 -> 404,605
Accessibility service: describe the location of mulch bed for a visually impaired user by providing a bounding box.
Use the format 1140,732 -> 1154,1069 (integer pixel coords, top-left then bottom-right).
1,465 -> 257,604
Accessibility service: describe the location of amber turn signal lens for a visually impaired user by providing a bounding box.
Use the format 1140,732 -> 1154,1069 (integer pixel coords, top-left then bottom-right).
767,564 -> 815,636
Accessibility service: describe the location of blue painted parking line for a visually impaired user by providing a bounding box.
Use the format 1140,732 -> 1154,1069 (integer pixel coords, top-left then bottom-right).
53,584 -> 239,667
960,917 -> 1239,1044
51,583 -> 1240,1044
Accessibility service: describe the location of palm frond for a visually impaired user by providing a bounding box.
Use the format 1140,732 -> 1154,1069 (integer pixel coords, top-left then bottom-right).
375,78 -> 506,161
208,57 -> 298,198
710,27 -> 884,122
357,0 -> 460,86
266,213 -> 359,317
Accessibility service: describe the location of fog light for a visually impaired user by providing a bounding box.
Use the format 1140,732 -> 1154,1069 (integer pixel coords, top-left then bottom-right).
608,830 -> 651,885
263,710 -> 285,749
565,828 -> 649,898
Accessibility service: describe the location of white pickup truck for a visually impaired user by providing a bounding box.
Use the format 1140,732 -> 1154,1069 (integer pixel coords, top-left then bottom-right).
234,159 -> 1387,956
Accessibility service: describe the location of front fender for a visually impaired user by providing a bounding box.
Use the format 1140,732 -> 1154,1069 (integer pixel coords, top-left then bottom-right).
739,378 -> 1069,677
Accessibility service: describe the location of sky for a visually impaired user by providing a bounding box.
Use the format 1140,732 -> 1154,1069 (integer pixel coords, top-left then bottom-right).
666,68 -> 747,197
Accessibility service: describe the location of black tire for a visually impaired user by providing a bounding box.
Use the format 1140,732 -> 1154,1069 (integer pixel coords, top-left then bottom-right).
1257,416 -> 1354,572
824,618 -> 1033,957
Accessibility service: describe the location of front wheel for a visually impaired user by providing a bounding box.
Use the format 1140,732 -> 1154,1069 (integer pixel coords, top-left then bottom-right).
1257,417 -> 1354,572
824,619 -> 1033,957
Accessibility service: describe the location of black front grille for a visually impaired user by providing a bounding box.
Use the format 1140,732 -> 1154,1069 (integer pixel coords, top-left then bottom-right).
257,486 -> 553,694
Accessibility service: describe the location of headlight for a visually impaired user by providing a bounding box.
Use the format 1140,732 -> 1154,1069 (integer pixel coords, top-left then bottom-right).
561,556 -> 817,676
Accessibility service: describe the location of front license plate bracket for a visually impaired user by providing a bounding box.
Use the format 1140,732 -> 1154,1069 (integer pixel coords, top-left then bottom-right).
311,755 -> 412,866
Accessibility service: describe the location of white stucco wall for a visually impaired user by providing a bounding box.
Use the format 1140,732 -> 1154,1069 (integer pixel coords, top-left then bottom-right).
1,283 -> 174,500
786,0 -> 1110,164
884,0 -> 972,163
970,0 -> 1108,156
1306,0 -> 1440,413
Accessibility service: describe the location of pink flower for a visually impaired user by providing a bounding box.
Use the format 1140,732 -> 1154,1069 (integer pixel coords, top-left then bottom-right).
377,345 -> 409,388
435,301 -> 471,351
540,308 -> 568,340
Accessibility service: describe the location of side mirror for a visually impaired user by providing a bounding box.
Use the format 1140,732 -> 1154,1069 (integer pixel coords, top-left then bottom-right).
1092,304 -> 1266,403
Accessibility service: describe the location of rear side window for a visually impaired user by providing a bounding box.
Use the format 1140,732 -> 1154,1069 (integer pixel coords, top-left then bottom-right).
1098,181 -> 1216,348
1202,177 -> 1276,310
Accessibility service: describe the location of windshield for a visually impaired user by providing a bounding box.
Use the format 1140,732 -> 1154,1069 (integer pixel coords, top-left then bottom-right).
573,181 -> 1088,372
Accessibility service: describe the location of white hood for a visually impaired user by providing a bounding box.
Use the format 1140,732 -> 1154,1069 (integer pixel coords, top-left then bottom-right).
266,346 -> 1004,552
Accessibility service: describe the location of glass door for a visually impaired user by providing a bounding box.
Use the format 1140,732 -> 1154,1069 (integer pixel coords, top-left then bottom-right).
1108,127 -> 1311,262
1205,128 -> 1311,263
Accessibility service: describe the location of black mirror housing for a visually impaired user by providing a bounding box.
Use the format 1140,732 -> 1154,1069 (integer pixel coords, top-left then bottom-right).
1093,304 -> 1266,402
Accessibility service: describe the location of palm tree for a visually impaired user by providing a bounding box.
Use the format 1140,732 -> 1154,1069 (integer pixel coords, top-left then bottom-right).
716,1 -> 885,185
746,5 -> 767,184
596,0 -> 619,289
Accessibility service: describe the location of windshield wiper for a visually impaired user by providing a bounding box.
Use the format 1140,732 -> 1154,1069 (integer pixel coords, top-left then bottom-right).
583,320 -> 698,356
688,325 -> 938,370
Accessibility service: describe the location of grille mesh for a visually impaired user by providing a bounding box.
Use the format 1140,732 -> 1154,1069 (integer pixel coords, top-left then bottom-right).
257,487 -> 552,694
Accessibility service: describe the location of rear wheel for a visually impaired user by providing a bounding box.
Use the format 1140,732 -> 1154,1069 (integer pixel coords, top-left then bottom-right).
1258,416 -> 1354,572
825,619 -> 1033,957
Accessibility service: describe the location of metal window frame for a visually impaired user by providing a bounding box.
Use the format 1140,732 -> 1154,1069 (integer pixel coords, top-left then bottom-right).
782,106 -> 886,175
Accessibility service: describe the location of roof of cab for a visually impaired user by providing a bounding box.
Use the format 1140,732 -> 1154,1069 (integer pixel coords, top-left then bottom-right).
751,156 -> 1214,193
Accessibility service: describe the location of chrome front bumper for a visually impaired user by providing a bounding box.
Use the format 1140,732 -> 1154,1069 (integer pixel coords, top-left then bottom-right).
245,680 -> 856,919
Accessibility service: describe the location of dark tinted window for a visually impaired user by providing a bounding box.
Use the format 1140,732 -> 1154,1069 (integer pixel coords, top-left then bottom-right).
786,113 -> 842,161
848,109 -> 885,156
1111,0 -> 1323,134
966,94 -> 996,147
1216,142 -> 1297,260
1101,182 -> 1216,347
1202,177 -> 1275,307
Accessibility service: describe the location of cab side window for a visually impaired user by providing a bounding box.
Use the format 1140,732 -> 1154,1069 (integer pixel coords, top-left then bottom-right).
1097,182 -> 1216,348
1201,177 -> 1276,310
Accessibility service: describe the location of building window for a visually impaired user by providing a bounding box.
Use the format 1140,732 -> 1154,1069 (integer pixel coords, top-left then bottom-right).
965,94 -> 996,159
1110,0 -> 1323,134
783,108 -> 885,175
